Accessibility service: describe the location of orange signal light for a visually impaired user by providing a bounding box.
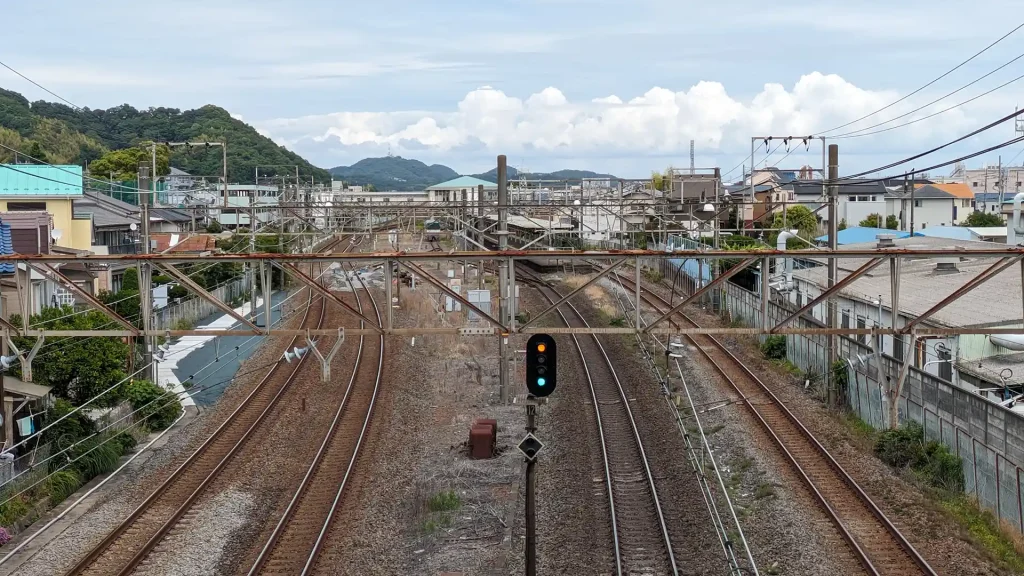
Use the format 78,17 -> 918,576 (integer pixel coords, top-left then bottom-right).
537,343 -> 546,353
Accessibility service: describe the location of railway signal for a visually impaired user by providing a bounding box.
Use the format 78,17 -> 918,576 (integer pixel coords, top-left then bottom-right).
526,334 -> 557,397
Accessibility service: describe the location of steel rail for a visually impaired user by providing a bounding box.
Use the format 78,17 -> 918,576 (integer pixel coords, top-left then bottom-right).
519,266 -> 678,576
246,259 -> 385,575
614,271 -> 938,576
64,239 -> 346,576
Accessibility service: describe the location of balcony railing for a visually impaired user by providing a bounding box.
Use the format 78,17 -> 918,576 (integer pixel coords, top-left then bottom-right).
106,243 -> 140,255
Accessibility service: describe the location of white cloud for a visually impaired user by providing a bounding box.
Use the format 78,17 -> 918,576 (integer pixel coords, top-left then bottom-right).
254,71 -> 1015,172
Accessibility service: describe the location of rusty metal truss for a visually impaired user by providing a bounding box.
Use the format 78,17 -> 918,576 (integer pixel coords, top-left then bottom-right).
2,247 -> 1023,339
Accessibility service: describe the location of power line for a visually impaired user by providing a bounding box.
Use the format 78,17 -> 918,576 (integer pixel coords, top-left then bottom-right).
833,52 -> 1024,138
819,21 -> 1024,134
0,59 -> 85,111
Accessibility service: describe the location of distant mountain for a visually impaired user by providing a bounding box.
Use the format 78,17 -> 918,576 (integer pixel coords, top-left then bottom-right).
328,156 -> 619,191
329,156 -> 458,191
472,166 -> 617,181
0,87 -> 330,182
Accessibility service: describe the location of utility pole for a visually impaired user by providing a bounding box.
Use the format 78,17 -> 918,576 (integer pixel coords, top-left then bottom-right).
138,164 -> 156,383
498,155 -> 509,404
826,144 -> 838,406
910,171 -> 916,235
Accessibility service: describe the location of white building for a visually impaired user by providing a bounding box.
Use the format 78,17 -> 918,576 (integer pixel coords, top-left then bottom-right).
336,190 -> 429,203
426,176 -> 497,203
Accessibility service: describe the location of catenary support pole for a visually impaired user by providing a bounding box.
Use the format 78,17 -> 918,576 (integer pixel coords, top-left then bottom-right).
827,144 -> 838,406
498,155 -> 509,404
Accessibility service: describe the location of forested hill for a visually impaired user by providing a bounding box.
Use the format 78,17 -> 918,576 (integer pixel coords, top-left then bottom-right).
0,87 -> 329,182
330,156 -> 618,191
329,156 -> 458,191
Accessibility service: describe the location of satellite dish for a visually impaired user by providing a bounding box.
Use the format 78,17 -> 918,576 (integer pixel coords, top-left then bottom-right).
50,229 -> 63,242
130,223 -> 138,231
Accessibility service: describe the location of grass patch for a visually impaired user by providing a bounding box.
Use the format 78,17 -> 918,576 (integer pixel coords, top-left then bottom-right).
875,422 -> 963,492
754,482 -> 776,500
642,268 -> 664,284
42,470 -> 82,505
609,316 -> 627,327
942,496 -> 1024,572
704,424 -> 726,436
172,317 -> 197,332
427,490 -> 461,512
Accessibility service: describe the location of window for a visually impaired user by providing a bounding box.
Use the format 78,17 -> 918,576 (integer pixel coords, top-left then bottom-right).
796,291 -> 803,308
858,196 -> 868,202
849,196 -> 857,202
962,199 -> 970,208
914,199 -> 922,207
922,223 -> 927,229
841,309 -> 850,330
973,181 -> 979,187
894,333 -> 904,362
857,316 -> 867,344
7,202 -> 45,211
871,195 -> 877,201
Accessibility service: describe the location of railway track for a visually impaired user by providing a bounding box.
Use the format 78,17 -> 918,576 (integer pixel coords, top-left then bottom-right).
248,261 -> 384,576
519,267 -> 678,576
611,271 -> 937,576
64,238 -> 349,576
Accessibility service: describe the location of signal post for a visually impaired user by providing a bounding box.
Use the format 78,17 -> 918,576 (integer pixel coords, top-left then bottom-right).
519,334 -> 556,576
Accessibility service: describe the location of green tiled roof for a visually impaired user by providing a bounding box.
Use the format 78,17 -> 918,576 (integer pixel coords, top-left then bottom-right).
0,164 -> 83,196
426,176 -> 497,190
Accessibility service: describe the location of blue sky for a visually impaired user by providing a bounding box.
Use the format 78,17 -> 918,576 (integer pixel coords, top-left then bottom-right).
2,0 -> 1024,177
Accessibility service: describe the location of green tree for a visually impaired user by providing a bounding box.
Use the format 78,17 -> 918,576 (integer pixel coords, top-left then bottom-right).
838,218 -> 847,231
769,205 -> 818,248
859,213 -> 884,228
205,219 -> 223,234
121,267 -> 139,291
124,379 -> 180,431
89,143 -> 170,180
26,141 -> 48,163
961,211 -> 1004,227
885,215 -> 899,230
10,307 -> 130,406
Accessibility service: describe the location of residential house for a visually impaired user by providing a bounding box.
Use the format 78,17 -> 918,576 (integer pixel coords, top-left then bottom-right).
0,164 -> 93,251
73,190 -> 141,293
426,177 -> 497,203
0,164 -> 97,317
890,183 -> 975,230
148,208 -> 193,233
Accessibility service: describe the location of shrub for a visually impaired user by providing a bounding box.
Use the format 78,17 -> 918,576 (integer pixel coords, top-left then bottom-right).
875,421 -> 925,469
832,359 -> 849,392
875,421 -> 964,491
205,220 -> 223,233
43,470 -> 82,505
760,335 -> 787,360
0,527 -> 10,546
0,496 -> 31,528
70,439 -> 121,479
124,380 -> 181,431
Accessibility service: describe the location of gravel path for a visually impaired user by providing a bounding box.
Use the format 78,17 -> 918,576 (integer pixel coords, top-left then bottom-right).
310,236 -> 521,575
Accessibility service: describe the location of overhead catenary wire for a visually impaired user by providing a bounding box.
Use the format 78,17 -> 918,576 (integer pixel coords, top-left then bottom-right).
834,68 -> 1024,139
819,21 -> 1024,135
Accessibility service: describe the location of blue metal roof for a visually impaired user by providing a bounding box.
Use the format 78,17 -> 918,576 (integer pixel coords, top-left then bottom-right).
815,226 -> 910,245
912,226 -> 977,241
0,164 -> 83,196
426,176 -> 497,190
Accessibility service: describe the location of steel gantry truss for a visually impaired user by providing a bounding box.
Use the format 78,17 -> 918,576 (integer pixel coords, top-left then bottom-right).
4,247 -> 1024,338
